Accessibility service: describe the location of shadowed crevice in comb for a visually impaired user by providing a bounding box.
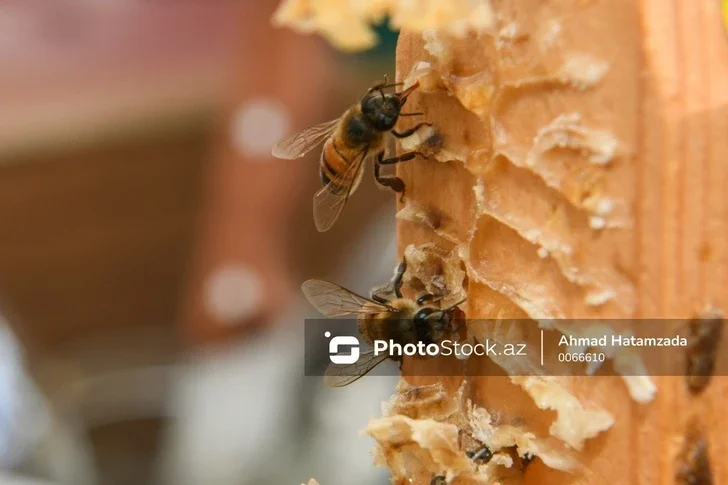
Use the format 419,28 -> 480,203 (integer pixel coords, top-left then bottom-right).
685,308 -> 724,394
676,425 -> 713,485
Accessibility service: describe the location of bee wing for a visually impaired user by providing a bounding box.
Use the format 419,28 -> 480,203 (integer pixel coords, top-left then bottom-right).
312,149 -> 370,232
323,350 -> 389,387
302,279 -> 391,317
271,118 -> 341,159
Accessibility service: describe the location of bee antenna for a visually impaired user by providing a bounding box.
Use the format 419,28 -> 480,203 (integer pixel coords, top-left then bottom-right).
398,80 -> 421,103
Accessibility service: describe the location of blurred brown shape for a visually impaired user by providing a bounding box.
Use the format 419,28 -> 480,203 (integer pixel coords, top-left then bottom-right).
0,127 -> 207,356
179,1 -> 334,344
0,0 -> 241,357
0,1 -> 242,481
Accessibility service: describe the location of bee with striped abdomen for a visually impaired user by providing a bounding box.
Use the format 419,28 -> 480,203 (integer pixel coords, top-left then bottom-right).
272,75 -> 430,232
302,259 -> 466,386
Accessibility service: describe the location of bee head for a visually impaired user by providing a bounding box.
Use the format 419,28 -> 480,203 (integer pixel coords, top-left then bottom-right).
413,298 -> 467,333
361,92 -> 402,131
413,306 -> 450,330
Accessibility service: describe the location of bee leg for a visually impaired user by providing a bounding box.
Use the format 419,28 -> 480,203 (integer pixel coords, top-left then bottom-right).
370,260 -> 406,302
392,259 -> 407,298
392,122 -> 433,139
374,154 -> 406,201
378,151 -> 422,165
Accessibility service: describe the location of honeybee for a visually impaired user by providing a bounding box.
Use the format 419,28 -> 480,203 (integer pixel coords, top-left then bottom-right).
302,259 -> 466,386
272,75 -> 431,232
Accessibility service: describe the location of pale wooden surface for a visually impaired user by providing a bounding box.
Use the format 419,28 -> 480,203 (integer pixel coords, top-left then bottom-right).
396,0 -> 728,483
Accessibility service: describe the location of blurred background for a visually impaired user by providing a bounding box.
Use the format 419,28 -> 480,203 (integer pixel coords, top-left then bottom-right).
0,1 -> 402,484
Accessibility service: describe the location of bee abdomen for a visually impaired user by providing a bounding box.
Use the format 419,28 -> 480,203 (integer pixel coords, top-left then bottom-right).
320,139 -> 365,196
320,141 -> 349,193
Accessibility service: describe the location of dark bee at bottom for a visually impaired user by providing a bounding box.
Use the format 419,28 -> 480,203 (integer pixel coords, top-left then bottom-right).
302,258 -> 465,387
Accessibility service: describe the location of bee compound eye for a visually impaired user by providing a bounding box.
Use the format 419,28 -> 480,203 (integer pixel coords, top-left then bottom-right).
361,94 -> 378,113
414,307 -> 435,323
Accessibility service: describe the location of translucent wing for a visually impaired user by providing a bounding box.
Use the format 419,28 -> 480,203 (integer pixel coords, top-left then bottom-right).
324,350 -> 389,387
271,118 -> 341,159
302,279 -> 391,317
313,149 -> 369,232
